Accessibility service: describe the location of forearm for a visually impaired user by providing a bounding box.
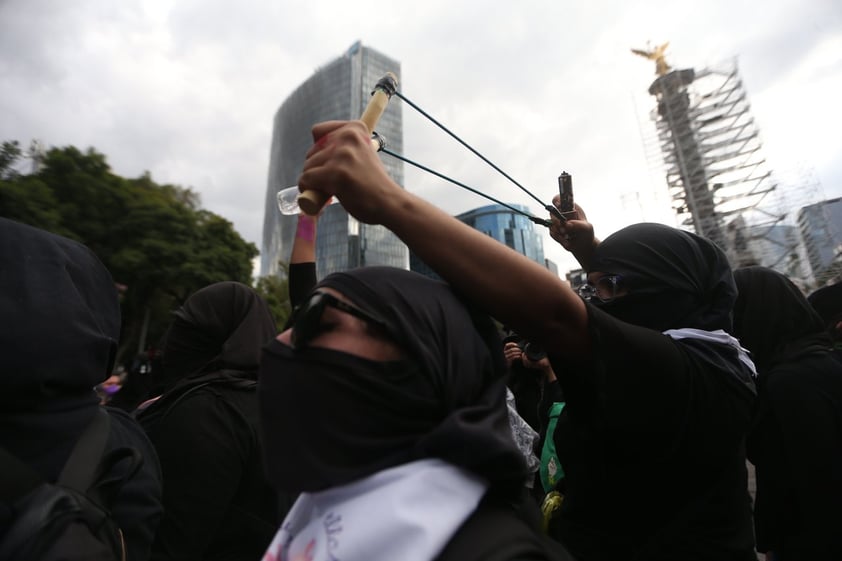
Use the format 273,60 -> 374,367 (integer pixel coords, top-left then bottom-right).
380,189 -> 589,355
290,214 -> 317,264
298,120 -> 589,356
288,263 -> 317,309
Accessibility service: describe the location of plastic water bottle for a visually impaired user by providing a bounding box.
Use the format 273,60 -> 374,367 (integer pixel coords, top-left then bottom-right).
276,185 -> 302,215
276,185 -> 338,215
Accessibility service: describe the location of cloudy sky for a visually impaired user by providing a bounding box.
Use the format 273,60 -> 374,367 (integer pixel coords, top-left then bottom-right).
2,0 -> 840,276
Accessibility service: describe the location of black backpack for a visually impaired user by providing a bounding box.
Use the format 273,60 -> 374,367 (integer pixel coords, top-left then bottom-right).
0,408 -> 142,561
134,371 -> 257,426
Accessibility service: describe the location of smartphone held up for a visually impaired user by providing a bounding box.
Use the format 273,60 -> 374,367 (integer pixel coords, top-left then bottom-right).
557,172 -> 574,218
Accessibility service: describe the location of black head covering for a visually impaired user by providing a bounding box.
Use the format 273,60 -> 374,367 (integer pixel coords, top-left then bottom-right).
259,266 -> 526,494
0,218 -> 120,406
588,222 -> 736,332
733,266 -> 832,373
156,281 -> 276,390
808,281 -> 842,331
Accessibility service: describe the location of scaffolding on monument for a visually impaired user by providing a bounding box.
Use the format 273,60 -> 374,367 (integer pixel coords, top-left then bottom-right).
632,44 -> 809,283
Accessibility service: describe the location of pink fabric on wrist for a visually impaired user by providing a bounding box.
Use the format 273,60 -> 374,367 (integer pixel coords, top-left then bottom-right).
296,215 -> 316,242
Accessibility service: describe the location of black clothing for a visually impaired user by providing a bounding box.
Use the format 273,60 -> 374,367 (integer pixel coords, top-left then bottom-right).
734,267 -> 832,372
589,223 -> 736,332
548,305 -> 756,561
434,490 -> 575,561
152,281 -> 277,392
2,404 -> 163,561
748,353 -> 842,559
260,267 -> 527,495
508,363 -> 547,433
139,380 -> 280,561
0,219 -> 120,404
808,280 -> 842,332
0,218 -> 163,561
734,267 -> 842,559
288,262 -> 317,309
137,281 -> 282,561
546,225 -> 755,560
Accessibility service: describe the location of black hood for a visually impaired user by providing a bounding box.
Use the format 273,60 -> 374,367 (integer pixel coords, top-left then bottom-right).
734,266 -> 832,373
259,266 -> 526,493
155,281 -> 277,391
808,281 -> 842,330
589,223 -> 736,332
0,219 -> 120,406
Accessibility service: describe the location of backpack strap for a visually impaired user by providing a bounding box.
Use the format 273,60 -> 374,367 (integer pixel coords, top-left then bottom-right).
136,371 -> 257,425
58,408 -> 111,493
0,408 -> 111,505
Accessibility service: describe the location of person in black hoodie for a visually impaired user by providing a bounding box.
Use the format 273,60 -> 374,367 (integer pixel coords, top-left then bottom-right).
808,280 -> 842,346
733,266 -> 842,560
0,218 -> 163,560
136,281 -> 284,561
259,267 -> 571,561
288,119 -> 758,561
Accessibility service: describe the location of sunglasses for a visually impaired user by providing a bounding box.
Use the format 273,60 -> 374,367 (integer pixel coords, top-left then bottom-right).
577,274 -> 624,303
285,291 -> 389,349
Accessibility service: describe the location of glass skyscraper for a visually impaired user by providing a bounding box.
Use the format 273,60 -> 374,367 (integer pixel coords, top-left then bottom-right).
260,41 -> 408,279
410,203 -> 548,279
457,204 -> 546,265
798,197 -> 842,285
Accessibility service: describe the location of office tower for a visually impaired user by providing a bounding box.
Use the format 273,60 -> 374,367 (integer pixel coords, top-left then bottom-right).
410,203 -> 548,279
798,197 -> 842,285
457,204 -> 546,265
260,41 -> 408,279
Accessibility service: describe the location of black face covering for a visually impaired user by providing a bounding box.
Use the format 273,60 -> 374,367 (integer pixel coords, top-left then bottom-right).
260,343 -> 438,491
0,218 -> 120,408
591,288 -> 699,330
589,223 -> 736,332
154,281 -> 277,392
808,281 -> 842,332
733,266 -> 832,373
258,267 -> 526,494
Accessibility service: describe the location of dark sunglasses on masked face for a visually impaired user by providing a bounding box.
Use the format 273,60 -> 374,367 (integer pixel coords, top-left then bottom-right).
284,291 -> 392,350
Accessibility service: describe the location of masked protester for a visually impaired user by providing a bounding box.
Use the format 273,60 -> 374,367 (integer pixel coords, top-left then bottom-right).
290,119 -> 758,561
137,282 -> 286,561
259,267 -> 572,561
733,266 -> 842,561
0,218 -> 162,561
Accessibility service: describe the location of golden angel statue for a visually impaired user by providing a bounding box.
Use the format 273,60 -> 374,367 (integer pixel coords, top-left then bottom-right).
631,42 -> 672,76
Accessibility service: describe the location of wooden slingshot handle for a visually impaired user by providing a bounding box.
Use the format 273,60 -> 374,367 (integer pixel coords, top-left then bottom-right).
297,72 -> 399,215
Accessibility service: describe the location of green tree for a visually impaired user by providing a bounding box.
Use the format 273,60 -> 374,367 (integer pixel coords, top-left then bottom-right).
0,140 -> 260,365
0,140 -> 22,179
255,273 -> 291,331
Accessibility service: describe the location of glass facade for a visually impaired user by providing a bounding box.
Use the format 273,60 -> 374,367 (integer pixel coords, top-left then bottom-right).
260,42 -> 408,279
457,204 -> 546,265
409,203 -> 547,279
798,197 -> 842,284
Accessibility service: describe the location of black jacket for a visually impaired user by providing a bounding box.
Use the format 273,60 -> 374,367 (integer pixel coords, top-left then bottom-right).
0,218 -> 163,561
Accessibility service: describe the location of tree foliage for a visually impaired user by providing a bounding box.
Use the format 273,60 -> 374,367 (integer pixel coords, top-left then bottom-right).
0,141 -> 23,180
254,273 -> 292,330
0,141 -> 260,364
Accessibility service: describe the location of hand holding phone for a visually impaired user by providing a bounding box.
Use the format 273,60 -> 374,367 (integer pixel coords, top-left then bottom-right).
558,172 -> 574,214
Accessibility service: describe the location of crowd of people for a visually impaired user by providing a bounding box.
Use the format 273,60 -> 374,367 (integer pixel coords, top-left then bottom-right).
2,116 -> 841,561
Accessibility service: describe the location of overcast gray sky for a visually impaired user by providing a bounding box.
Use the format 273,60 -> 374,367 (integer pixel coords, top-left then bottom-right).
2,0 -> 840,276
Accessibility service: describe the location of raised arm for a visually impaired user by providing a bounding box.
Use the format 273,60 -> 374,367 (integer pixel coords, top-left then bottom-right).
297,120 -> 590,359
288,213 -> 318,309
547,198 -> 600,272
